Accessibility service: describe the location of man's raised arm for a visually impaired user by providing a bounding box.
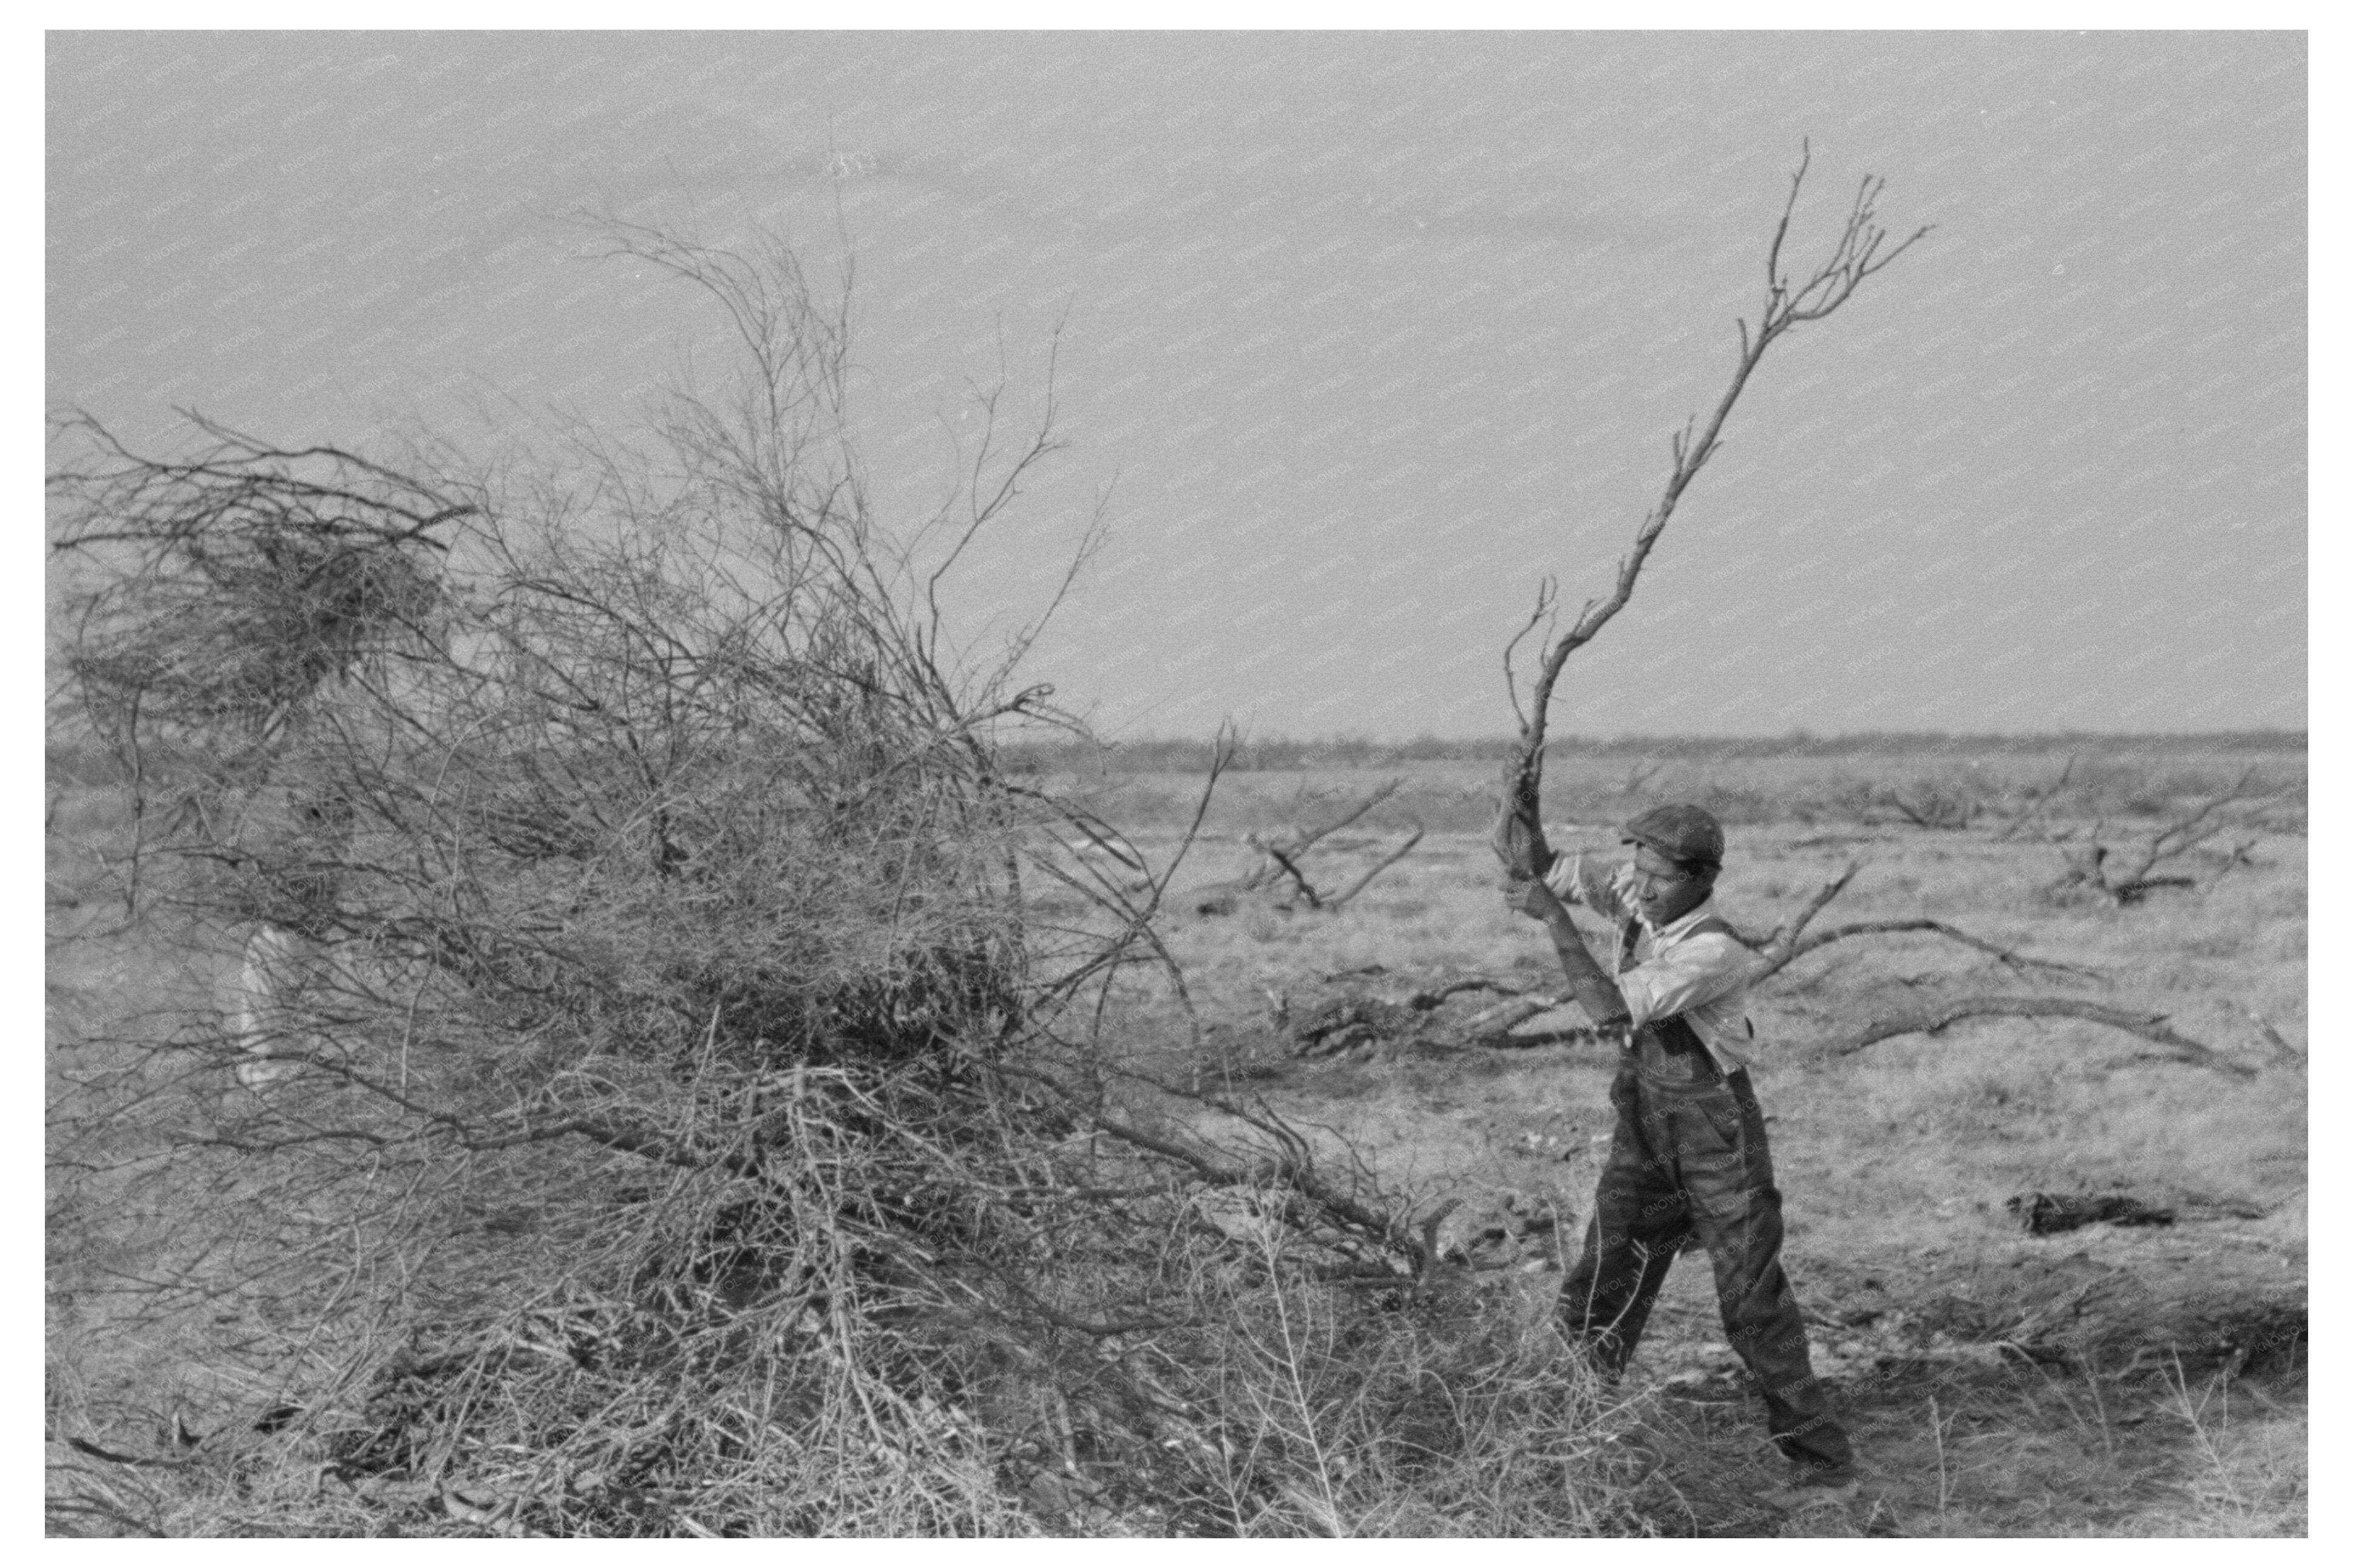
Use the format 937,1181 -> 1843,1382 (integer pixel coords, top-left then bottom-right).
1506,875 -> 1630,1027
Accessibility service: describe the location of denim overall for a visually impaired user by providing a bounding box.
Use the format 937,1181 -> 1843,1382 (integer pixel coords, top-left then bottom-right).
1558,915 -> 1853,1475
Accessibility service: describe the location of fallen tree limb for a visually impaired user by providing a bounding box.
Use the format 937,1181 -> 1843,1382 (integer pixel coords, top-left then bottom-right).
1749,859 -> 1862,960
1297,980 -> 2246,1073
1446,1017 -> 1614,1052
2050,767 -> 2280,905
1192,779 -> 1422,914
1767,917 -> 2103,984
1827,996 -> 2255,1076
1400,975 -> 1523,1009
1271,777 -> 1402,856
1740,859 -> 2099,985
1878,782 -> 1979,830
1323,823 -> 1424,911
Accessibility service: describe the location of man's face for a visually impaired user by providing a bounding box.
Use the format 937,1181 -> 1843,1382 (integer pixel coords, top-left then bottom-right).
1629,844 -> 1713,927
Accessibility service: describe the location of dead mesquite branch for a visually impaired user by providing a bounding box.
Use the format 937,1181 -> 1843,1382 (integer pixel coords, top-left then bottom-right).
1023,727 -> 1240,1020
1747,859 -> 1866,972
1878,782 -> 1980,831
1771,917 -> 2103,983
1320,824 -> 1425,911
1621,758 -> 1668,798
1274,778 -> 1401,858
1743,861 -> 2100,985
2051,768 -> 2278,905
1193,778 -> 1423,914
1829,997 -> 2255,1078
1286,859 -> 2121,1062
1493,143 -> 1927,878
1996,753 -> 2079,841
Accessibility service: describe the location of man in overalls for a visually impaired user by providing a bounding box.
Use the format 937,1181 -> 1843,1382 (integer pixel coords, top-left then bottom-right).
1507,803 -> 1858,1510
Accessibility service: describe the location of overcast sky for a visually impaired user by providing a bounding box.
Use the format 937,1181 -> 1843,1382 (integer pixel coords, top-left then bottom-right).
47,31 -> 2305,740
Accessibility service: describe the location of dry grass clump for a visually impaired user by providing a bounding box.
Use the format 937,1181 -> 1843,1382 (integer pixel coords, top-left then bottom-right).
1166,1257 -> 1643,1536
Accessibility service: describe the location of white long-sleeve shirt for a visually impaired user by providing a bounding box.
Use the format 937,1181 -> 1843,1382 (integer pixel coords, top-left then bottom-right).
1543,852 -> 1762,1073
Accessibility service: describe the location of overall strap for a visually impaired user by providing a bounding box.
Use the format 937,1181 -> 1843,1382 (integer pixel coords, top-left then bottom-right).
1636,1013 -> 1722,1082
1626,911 -> 1739,1084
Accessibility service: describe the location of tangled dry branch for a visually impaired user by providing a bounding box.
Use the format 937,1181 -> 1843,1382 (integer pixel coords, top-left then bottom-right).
1190,779 -> 1424,915
1493,143 -> 1928,882
1740,860 -> 2103,986
2049,767 -> 2280,905
1828,997 -> 2255,1078
1267,855 -> 2258,1079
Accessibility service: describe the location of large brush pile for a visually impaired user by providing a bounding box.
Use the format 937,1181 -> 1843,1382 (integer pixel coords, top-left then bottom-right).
44,401 -> 1048,1531
48,230 -> 1633,1538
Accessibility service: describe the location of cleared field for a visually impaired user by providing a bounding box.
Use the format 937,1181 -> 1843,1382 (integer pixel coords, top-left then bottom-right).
47,740 -> 2305,1536
1027,745 -> 2307,1536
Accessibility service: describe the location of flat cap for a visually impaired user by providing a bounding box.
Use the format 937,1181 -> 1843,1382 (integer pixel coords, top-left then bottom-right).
1621,803 -> 1725,871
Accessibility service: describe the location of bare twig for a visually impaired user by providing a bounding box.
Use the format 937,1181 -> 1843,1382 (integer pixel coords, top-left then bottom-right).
63,1436 -> 198,1471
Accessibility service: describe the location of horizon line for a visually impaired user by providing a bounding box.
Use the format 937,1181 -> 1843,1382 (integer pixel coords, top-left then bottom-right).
1008,727 -> 2307,749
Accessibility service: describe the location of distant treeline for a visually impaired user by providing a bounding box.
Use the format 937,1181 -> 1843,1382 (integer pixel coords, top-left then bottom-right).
1000,730 -> 2307,776
47,727 -> 2307,790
